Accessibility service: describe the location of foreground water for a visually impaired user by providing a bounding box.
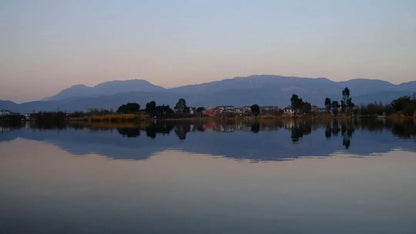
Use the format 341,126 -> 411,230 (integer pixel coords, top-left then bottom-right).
0,119 -> 415,233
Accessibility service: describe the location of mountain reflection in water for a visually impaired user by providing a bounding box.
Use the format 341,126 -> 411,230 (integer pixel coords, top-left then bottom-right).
0,119 -> 415,161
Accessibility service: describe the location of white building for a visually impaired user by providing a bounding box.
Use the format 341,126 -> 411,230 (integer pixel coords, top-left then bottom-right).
0,110 -> 11,116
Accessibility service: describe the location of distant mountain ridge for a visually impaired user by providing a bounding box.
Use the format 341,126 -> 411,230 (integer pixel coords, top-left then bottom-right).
1,75 -> 415,113
44,79 -> 165,101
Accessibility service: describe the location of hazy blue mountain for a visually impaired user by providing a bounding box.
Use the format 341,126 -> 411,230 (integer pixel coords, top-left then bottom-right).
0,100 -> 18,111
1,75 -> 415,113
169,75 -> 413,107
44,79 -> 166,101
397,81 -> 416,92
337,78 -> 396,94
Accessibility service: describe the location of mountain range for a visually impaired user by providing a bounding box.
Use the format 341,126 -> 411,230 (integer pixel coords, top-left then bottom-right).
1,75 -> 415,113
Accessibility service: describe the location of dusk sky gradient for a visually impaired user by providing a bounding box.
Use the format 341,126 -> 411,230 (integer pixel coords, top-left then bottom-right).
1,0 -> 416,102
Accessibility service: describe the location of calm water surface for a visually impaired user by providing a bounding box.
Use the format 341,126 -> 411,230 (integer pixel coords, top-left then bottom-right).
0,120 -> 415,233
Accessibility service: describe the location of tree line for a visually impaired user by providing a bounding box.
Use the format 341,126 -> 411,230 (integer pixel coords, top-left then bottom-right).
10,87 -> 415,123
116,98 -> 192,117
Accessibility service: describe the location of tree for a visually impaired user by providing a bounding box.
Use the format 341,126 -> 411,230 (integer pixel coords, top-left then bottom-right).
195,107 -> 206,117
291,94 -> 310,114
391,96 -> 416,116
331,101 -> 340,115
174,98 -> 189,114
250,104 -> 260,116
291,94 -> 302,113
196,107 -> 205,113
117,103 -> 140,114
145,101 -> 156,115
301,101 -> 312,114
325,97 -> 331,113
145,101 -> 174,117
341,87 -> 354,114
155,105 -> 174,116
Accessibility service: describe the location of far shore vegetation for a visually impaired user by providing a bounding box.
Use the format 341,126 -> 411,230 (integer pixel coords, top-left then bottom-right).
1,87 -> 416,126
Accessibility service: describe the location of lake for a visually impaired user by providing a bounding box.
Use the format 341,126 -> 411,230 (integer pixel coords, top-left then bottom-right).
1,119 -> 415,233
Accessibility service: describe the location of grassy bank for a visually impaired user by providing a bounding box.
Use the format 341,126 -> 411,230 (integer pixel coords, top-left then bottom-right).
68,112 -> 415,127
69,114 -> 151,123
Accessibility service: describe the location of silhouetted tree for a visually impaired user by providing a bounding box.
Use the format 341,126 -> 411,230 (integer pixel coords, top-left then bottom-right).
196,107 -> 205,113
291,94 -> 311,114
359,102 -> 392,117
250,104 -> 260,116
331,101 -> 340,115
145,101 -> 156,115
391,96 -> 416,116
174,98 -> 190,114
325,97 -> 331,113
155,105 -> 174,116
117,103 -> 140,114
341,87 -> 354,114
145,101 -> 174,117
301,102 -> 312,114
30,111 -> 67,129
0,114 -> 25,128
195,107 -> 206,117
291,94 -> 302,114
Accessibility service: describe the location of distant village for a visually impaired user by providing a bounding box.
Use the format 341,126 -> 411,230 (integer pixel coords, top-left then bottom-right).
184,105 -> 324,117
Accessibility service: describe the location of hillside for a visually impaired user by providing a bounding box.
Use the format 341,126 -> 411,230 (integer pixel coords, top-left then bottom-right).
1,75 -> 414,113
43,79 -> 166,101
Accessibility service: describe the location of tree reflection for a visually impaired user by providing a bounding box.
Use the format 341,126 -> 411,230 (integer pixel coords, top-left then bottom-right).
325,124 -> 332,138
291,121 -> 312,142
117,128 -> 140,138
324,120 -> 355,149
391,120 -> 416,139
251,122 -> 260,133
174,124 -> 191,140
331,120 -> 340,136
29,121 -> 67,130
145,122 -> 175,139
3,118 -> 414,144
341,123 -> 354,149
195,123 -> 206,132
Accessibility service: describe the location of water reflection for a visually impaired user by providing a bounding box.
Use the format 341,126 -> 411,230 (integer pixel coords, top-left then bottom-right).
117,128 -> 140,138
0,119 -> 415,161
291,121 -> 312,142
324,120 -> 355,149
145,122 -> 174,139
1,140 -> 415,234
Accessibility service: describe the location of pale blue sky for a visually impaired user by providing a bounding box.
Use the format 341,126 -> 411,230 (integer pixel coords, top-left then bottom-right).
1,0 -> 415,102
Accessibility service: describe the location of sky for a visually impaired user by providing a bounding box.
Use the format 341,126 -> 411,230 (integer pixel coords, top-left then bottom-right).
1,0 -> 416,103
